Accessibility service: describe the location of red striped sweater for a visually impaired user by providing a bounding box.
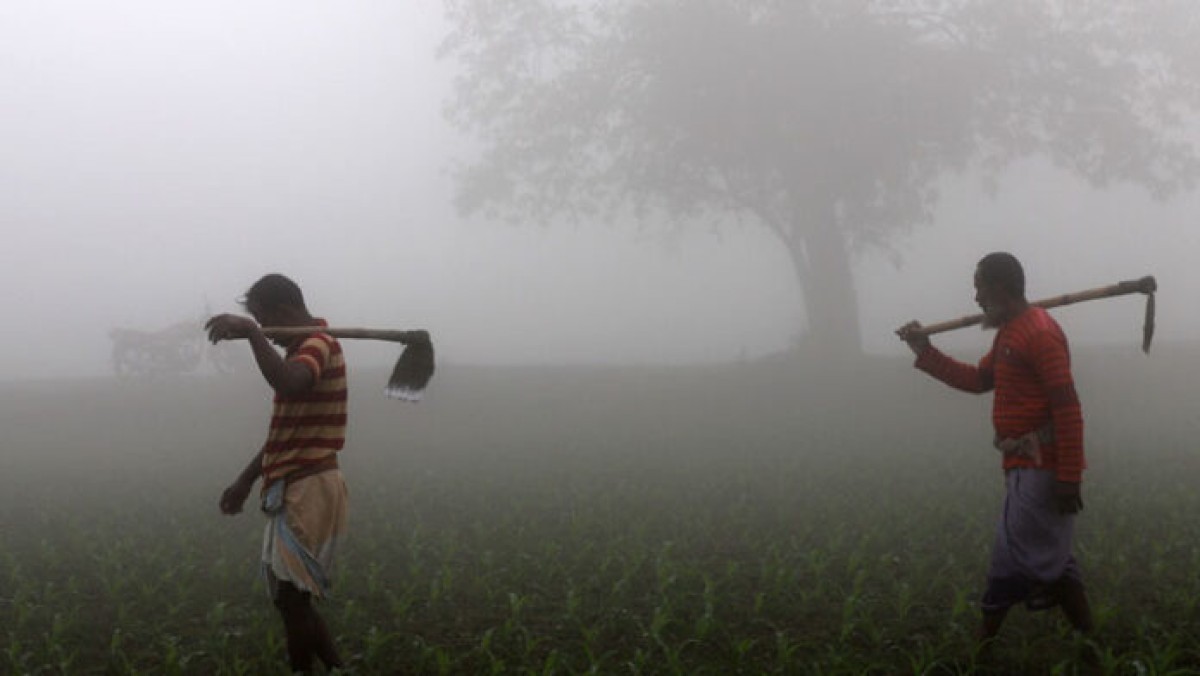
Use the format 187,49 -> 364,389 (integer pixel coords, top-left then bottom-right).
914,306 -> 1085,483
261,322 -> 348,484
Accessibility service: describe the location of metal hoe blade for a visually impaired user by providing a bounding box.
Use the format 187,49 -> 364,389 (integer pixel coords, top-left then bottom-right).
386,340 -> 435,401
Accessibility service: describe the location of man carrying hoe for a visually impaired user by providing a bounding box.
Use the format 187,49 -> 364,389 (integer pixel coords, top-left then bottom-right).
206,273 -> 348,673
897,252 -> 1094,649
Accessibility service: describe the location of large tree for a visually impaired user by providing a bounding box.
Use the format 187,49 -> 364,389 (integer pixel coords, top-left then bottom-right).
440,0 -> 1199,355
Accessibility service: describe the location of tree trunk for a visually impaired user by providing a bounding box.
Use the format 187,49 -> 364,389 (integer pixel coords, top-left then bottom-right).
784,218 -> 862,358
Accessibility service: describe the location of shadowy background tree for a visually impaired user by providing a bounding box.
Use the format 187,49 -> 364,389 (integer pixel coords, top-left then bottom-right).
440,0 -> 1200,356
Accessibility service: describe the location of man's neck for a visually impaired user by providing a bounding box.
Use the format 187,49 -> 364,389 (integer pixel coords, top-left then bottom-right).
1001,300 -> 1030,325
274,311 -> 318,349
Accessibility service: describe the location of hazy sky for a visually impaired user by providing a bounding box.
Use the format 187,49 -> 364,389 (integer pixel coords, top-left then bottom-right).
2,1 -> 1197,380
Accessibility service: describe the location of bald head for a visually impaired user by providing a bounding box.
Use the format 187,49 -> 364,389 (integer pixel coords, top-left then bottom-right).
976,252 -> 1025,301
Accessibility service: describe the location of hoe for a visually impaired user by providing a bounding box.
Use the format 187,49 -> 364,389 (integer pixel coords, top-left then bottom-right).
258,327 -> 435,401
896,276 -> 1157,353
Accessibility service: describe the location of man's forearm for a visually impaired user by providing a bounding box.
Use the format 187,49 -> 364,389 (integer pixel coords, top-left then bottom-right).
245,329 -> 314,395
914,346 -> 994,393
1050,394 -> 1084,483
246,330 -> 291,390
236,449 -> 264,487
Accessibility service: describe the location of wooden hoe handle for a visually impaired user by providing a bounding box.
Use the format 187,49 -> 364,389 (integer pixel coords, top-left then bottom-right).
259,327 -> 430,345
902,275 -> 1157,352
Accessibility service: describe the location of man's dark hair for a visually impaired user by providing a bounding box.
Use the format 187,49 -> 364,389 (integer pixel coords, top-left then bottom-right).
976,252 -> 1025,299
243,274 -> 307,311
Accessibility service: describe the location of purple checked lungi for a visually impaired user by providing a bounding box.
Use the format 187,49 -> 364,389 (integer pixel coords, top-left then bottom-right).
981,467 -> 1081,613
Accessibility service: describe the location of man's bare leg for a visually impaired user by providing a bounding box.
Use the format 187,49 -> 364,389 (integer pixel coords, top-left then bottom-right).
975,606 -> 1009,662
1057,577 -> 1094,634
308,606 -> 343,670
1056,576 -> 1099,670
275,583 -> 316,673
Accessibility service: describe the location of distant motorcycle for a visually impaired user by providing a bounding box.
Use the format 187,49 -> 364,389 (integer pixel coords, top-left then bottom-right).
109,319 -> 243,377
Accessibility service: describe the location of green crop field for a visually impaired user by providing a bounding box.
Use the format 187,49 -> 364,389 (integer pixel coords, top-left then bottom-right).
2,346 -> 1199,674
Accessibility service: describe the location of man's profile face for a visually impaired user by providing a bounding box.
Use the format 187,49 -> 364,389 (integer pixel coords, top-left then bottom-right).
974,269 -> 1006,328
245,299 -> 290,347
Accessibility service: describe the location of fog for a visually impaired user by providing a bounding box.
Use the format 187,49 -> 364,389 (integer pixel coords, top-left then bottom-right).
7,3 -> 1200,671
1,1 -> 1196,381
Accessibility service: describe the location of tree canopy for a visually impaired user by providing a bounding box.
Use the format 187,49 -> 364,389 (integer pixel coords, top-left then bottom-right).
441,0 -> 1200,354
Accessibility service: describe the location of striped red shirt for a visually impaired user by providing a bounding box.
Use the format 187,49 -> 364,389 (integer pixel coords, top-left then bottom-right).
261,322 -> 348,484
915,306 -> 1085,482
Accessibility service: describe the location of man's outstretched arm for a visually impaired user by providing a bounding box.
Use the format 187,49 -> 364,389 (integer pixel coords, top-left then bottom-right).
897,320 -> 995,394
220,449 -> 263,515
205,314 -> 314,396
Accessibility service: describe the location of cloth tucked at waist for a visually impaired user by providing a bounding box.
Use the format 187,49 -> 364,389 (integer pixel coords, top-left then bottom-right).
261,469 -> 348,599
262,454 -> 339,494
994,424 -> 1054,466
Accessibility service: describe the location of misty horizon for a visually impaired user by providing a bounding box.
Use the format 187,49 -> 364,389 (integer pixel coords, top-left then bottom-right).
2,3 -> 1198,381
